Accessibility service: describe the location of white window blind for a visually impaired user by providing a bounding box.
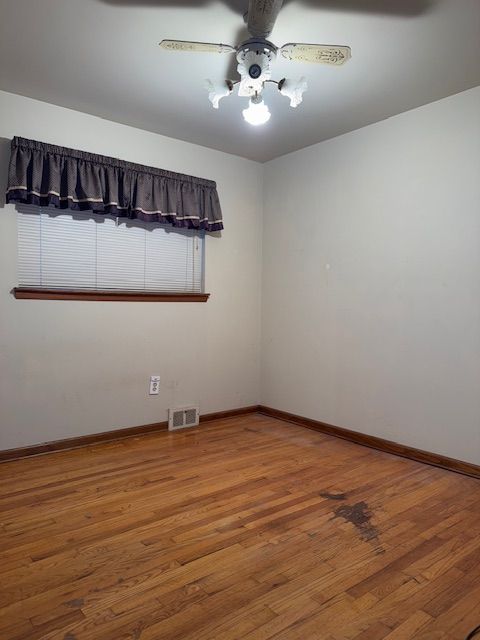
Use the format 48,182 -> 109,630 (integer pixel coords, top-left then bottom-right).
16,205 -> 204,292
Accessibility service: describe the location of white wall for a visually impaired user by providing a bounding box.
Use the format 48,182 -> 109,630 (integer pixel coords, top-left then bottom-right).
0,90 -> 263,450
262,87 -> 480,465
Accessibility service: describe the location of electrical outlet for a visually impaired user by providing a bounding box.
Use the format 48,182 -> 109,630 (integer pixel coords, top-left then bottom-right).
149,375 -> 160,395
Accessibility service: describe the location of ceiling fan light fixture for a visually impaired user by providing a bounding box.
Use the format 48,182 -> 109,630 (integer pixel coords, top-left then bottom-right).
205,79 -> 233,109
279,76 -> 308,108
159,2 -> 351,126
242,97 -> 271,126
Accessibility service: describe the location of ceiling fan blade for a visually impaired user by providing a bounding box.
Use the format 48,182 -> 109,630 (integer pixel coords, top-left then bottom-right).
280,43 -> 352,66
159,40 -> 236,54
246,0 -> 284,39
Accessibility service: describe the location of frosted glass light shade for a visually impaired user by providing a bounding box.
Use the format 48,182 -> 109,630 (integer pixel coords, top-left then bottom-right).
242,99 -> 271,126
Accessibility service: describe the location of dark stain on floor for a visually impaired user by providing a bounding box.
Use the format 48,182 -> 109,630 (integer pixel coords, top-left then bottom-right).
320,491 -> 384,553
320,491 -> 347,501
65,598 -> 84,608
333,501 -> 380,542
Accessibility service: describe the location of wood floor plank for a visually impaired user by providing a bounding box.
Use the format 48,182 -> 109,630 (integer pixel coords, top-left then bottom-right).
0,413 -> 479,639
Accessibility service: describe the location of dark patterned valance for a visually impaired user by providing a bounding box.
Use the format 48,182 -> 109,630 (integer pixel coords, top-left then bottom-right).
6,137 -> 223,232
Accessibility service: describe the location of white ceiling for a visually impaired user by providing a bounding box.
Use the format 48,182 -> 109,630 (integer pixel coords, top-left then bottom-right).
0,0 -> 479,162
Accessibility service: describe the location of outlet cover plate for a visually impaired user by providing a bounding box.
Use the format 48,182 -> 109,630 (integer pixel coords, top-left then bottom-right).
149,375 -> 160,395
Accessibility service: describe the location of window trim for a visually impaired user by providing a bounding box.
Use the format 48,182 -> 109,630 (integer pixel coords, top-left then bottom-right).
13,288 -> 210,302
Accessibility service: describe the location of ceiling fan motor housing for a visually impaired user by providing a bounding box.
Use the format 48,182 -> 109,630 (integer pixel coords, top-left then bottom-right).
236,39 -> 277,97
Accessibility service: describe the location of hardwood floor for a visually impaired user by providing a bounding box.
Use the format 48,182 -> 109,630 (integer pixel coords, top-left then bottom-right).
0,414 -> 479,640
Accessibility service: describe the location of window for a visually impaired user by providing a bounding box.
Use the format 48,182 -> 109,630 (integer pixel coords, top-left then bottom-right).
15,205 -> 207,301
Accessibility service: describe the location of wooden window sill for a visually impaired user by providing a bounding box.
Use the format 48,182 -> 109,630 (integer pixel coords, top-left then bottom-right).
12,288 -> 210,302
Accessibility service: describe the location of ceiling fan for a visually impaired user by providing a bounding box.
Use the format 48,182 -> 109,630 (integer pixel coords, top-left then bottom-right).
159,0 -> 351,125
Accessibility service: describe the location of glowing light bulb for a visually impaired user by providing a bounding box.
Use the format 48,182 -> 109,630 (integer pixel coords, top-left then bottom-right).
242,98 -> 271,126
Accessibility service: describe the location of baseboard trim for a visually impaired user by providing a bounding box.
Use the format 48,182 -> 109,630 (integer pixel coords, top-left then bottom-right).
257,405 -> 480,480
4,404 -> 478,479
199,405 -> 260,423
0,405 -> 260,463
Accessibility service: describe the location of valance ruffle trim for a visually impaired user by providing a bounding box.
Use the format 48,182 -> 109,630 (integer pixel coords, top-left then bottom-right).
6,137 -> 223,232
